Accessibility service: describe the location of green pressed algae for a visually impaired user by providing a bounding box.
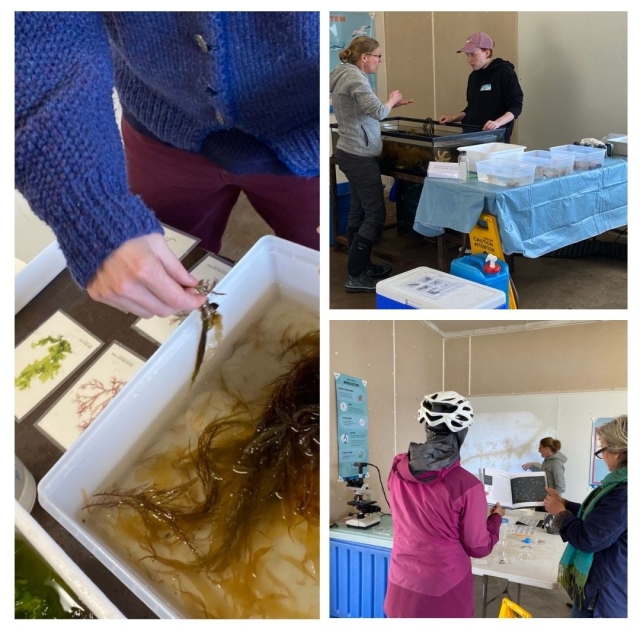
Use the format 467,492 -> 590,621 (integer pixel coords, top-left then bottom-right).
15,533 -> 96,619
15,335 -> 72,390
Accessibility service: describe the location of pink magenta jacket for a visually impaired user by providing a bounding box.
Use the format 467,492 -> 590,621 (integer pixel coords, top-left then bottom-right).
387,453 -> 502,597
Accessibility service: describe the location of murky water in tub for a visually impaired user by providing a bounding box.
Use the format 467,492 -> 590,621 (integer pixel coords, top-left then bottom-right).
86,295 -> 319,618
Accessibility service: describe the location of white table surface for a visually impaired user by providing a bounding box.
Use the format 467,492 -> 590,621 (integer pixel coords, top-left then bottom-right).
330,509 -> 566,591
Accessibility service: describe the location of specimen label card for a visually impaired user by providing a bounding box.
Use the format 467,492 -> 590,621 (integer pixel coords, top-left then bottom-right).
162,224 -> 200,260
15,311 -> 103,421
36,342 -> 146,451
133,254 -> 233,345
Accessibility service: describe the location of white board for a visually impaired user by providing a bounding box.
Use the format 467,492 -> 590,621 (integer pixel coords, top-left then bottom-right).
461,394 -> 558,477
461,391 -> 626,504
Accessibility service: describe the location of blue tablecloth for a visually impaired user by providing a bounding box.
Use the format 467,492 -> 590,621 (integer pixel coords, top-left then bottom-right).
413,157 -> 627,257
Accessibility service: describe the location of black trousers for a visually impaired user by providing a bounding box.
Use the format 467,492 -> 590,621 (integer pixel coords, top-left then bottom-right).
334,148 -> 386,243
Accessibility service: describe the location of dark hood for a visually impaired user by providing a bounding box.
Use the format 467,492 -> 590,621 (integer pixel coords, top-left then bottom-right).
407,426 -> 468,479
471,57 -> 514,77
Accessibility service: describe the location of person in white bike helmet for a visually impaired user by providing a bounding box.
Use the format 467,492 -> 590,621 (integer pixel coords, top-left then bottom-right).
384,391 -> 505,618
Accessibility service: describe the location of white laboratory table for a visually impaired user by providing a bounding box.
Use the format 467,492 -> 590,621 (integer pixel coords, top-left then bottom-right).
329,509 -> 566,618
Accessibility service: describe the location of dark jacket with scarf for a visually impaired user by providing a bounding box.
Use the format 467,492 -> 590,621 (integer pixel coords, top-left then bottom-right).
557,483 -> 627,617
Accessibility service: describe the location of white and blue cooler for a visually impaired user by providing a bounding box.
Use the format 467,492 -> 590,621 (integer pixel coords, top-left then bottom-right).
376,267 -> 507,309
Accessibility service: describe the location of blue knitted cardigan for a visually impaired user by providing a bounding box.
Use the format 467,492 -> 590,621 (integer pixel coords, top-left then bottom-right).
15,12 -> 319,288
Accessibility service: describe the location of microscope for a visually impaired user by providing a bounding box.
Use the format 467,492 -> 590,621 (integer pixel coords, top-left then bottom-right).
345,463 -> 381,529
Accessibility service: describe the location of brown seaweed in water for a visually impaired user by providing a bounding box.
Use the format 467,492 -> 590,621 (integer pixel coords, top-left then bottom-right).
85,329 -> 319,578
191,279 -> 224,386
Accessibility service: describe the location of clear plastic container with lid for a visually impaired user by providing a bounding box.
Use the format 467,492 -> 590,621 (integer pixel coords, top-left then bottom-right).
475,158 -> 535,187
549,144 -> 606,171
521,150 -> 574,179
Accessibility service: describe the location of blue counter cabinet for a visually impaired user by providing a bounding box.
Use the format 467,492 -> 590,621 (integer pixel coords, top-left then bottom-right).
329,538 -> 391,618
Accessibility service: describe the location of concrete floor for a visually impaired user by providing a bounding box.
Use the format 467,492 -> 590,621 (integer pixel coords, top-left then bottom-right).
472,575 -> 571,618
218,192 -> 274,261
330,199 -> 627,310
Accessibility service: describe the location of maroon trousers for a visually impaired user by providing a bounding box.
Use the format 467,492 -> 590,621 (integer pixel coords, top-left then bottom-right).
121,118 -> 319,254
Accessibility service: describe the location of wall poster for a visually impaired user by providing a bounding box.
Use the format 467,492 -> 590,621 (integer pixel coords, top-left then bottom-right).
334,373 -> 369,481
330,12 -> 377,91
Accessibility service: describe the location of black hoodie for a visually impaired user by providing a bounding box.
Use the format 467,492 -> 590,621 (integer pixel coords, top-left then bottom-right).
462,57 -> 523,143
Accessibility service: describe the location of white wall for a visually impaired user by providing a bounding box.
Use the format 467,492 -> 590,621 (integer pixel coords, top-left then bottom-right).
517,12 -> 627,148
373,11 -> 627,147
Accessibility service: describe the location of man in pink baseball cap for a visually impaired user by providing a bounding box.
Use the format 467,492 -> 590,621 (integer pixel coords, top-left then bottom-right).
439,31 -> 523,143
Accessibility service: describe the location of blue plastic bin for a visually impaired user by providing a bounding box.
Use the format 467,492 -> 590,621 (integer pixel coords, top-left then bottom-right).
450,254 -> 510,305
330,182 -> 350,246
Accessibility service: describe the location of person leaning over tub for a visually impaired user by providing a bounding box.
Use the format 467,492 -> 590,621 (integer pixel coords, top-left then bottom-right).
438,31 -> 523,144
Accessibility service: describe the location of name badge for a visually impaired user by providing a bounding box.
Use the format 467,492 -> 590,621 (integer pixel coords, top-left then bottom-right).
480,84 -> 492,92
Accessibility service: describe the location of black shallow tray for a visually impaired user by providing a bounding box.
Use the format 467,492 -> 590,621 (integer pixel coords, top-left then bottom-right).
378,117 -> 504,144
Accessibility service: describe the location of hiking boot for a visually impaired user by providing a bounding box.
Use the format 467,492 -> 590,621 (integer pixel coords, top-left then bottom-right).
345,271 -> 377,293
365,261 -> 392,279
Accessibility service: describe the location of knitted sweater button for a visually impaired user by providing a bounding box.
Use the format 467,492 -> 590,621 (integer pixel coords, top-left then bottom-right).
215,111 -> 225,125
194,34 -> 210,52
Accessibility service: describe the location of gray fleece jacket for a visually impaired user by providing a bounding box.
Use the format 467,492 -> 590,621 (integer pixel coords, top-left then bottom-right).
330,63 -> 390,157
530,451 -> 567,495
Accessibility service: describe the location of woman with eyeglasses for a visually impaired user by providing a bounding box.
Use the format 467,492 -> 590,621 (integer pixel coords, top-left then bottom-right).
522,437 -> 567,495
330,36 -> 413,294
544,416 -> 627,618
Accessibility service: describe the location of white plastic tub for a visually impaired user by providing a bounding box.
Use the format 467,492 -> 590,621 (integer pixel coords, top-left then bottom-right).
15,501 -> 125,619
15,191 -> 67,314
457,142 -> 526,172
38,236 -> 319,619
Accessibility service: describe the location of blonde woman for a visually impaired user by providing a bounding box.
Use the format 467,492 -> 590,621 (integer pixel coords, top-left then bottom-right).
330,36 -> 413,293
544,416 -> 627,618
522,437 -> 567,495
